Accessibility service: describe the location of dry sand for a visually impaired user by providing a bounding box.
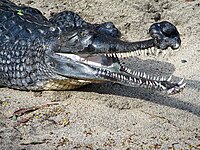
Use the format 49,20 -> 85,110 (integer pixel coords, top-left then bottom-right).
0,0 -> 200,149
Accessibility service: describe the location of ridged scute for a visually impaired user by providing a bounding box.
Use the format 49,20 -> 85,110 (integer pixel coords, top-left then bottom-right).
0,0 -> 60,90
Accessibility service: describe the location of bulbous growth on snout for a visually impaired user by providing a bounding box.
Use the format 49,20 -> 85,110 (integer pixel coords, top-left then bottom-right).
149,21 -> 181,50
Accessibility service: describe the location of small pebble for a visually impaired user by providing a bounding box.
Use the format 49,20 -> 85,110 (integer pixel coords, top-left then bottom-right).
181,60 -> 187,63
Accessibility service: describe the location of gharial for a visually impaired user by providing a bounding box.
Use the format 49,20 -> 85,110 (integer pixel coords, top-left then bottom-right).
0,0 -> 186,94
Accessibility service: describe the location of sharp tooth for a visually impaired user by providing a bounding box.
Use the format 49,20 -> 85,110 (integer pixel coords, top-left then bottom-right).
145,49 -> 148,56
161,76 -> 164,81
132,71 -> 136,76
116,53 -> 122,58
148,48 -> 151,55
122,75 -> 125,81
122,53 -> 126,58
135,71 -> 138,76
106,70 -> 110,76
126,52 -> 129,57
134,71 -> 138,76
151,47 -> 155,54
167,88 -> 175,94
139,79 -> 142,84
162,50 -> 167,56
118,74 -> 121,79
139,72 -> 142,77
160,84 -> 167,90
153,76 -> 157,81
123,76 -> 126,81
147,74 -> 150,79
150,76 -> 154,80
136,71 -> 140,77
111,73 -> 115,78
141,49 -> 145,55
123,67 -> 127,71
156,49 -> 160,56
119,75 -> 122,80
125,67 -> 128,72
178,78 -> 184,85
149,48 -> 153,55
123,76 -> 127,80
143,72 -> 146,78
154,81 -> 159,86
136,50 -> 139,56
120,74 -> 122,80
131,51 -> 135,57
167,75 -> 172,82
134,51 -> 137,56
179,82 -> 186,88
156,76 -> 160,81
149,81 -> 153,87
128,52 -> 132,57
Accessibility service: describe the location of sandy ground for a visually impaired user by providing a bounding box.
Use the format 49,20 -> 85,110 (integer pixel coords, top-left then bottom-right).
0,0 -> 200,149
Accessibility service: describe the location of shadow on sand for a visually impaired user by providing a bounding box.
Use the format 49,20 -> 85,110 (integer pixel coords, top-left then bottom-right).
81,58 -> 200,117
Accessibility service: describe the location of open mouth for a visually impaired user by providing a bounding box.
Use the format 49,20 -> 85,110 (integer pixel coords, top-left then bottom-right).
47,21 -> 185,94
55,52 -> 186,94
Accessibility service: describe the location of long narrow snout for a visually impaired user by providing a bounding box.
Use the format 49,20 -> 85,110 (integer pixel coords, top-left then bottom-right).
57,21 -> 181,57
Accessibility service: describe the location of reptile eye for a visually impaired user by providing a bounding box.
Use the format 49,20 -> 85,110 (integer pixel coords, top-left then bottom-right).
79,31 -> 85,37
79,30 -> 91,38
49,61 -> 55,67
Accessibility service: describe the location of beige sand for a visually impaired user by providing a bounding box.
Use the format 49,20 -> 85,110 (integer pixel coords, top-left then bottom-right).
0,0 -> 200,149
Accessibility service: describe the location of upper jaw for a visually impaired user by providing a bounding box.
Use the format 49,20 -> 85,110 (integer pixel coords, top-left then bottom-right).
56,21 -> 181,59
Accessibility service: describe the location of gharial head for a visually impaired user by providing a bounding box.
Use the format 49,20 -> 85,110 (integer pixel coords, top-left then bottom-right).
45,20 -> 185,94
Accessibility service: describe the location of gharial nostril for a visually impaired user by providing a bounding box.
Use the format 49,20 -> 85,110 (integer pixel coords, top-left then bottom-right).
172,43 -> 181,50
49,62 -> 56,67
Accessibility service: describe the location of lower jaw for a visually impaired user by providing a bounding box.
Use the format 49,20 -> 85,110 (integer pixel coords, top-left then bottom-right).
43,78 -> 92,90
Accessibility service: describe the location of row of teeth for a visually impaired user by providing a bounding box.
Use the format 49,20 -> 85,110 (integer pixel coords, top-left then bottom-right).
121,66 -> 186,90
97,68 -> 164,90
97,67 -> 186,94
121,66 -> 171,82
104,47 -> 171,58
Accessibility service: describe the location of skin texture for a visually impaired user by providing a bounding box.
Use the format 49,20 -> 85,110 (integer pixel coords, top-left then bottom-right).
0,0 -> 200,149
0,0 -> 185,94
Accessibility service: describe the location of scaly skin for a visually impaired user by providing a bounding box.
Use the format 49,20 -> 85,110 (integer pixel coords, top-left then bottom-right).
0,0 -> 185,94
